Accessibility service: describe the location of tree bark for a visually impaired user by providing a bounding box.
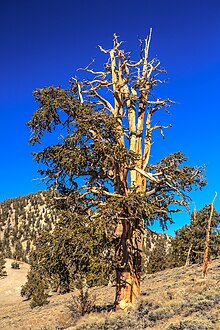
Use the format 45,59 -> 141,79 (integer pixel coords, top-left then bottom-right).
115,217 -> 143,310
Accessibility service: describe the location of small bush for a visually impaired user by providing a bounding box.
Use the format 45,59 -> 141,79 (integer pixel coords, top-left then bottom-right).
74,313 -> 142,330
182,291 -> 218,316
11,261 -> 20,269
148,306 -> 173,322
29,292 -> 49,309
165,318 -> 215,330
67,287 -> 96,320
135,300 -> 154,327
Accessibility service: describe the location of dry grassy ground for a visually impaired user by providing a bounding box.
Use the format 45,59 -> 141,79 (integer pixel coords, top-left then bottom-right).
0,259 -> 30,305
1,258 -> 220,329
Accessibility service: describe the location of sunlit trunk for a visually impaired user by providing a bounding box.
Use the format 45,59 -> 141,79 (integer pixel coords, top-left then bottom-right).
115,217 -> 143,310
202,193 -> 217,278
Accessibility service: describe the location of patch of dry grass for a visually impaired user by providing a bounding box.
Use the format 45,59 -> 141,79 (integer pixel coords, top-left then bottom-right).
71,259 -> 220,330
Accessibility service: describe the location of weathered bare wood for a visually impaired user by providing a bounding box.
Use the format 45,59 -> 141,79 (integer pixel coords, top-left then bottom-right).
185,243 -> 193,267
75,31 -> 173,309
202,192 -> 218,278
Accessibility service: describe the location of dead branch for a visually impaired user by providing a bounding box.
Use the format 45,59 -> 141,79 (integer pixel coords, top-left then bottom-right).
134,167 -> 159,183
75,30 -> 173,190
202,192 -> 218,278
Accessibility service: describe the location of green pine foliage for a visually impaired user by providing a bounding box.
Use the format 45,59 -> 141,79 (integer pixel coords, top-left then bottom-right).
26,58 -> 205,240
20,268 -> 49,308
26,34 -> 206,306
11,261 -> 20,269
171,205 -> 220,267
23,202 -> 115,298
0,253 -> 7,277
147,235 -> 172,274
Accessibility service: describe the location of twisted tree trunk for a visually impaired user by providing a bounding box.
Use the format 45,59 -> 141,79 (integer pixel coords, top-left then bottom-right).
115,217 -> 143,310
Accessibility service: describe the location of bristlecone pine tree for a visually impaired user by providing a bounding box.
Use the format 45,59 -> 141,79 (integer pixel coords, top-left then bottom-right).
27,31 -> 205,310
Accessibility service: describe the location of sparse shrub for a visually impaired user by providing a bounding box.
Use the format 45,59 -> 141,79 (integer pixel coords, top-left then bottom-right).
136,299 -> 152,316
11,261 -> 20,269
67,280 -> 96,320
135,300 -> 153,327
148,306 -> 173,322
75,298 -> 176,330
74,313 -> 141,330
182,291 -> 218,316
165,317 -> 215,330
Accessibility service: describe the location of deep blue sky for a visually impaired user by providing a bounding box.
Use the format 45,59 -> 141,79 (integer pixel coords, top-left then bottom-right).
0,0 -> 220,234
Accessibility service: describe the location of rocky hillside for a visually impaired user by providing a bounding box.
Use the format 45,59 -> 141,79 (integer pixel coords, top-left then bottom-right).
1,257 -> 220,330
0,191 -> 58,261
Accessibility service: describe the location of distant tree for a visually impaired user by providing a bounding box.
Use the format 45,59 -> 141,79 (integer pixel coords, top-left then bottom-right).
147,235 -> 172,273
171,204 -> 220,267
0,253 -> 7,277
27,32 -> 205,309
25,240 -> 31,255
13,240 -> 24,261
202,193 -> 218,278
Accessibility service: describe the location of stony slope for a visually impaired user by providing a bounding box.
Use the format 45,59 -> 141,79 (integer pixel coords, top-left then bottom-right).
0,191 -> 58,261
1,258 -> 220,330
